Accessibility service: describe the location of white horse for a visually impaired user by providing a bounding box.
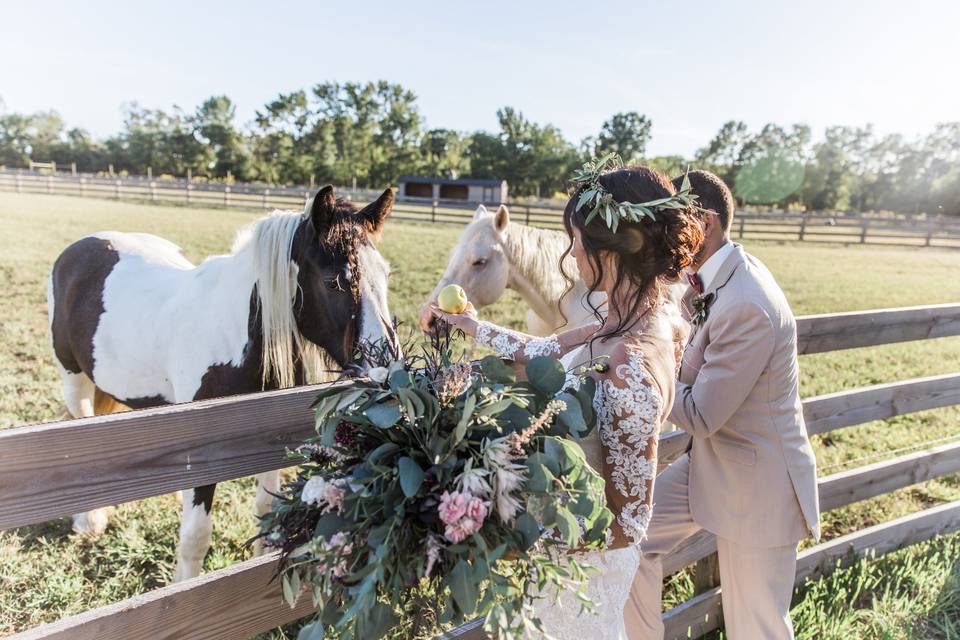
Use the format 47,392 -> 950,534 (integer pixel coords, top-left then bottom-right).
422,205 -> 606,335
48,186 -> 399,581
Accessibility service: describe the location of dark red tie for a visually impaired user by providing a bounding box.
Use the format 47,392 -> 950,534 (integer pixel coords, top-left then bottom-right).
687,272 -> 704,295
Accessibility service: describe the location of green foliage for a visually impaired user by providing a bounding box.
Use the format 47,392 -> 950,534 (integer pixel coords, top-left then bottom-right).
258,334 -> 610,640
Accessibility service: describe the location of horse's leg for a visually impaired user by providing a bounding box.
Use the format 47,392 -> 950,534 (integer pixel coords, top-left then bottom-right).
251,471 -> 280,556
61,371 -> 114,536
173,484 -> 216,582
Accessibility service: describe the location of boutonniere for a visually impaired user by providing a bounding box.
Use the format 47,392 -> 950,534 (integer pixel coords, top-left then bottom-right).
691,292 -> 716,327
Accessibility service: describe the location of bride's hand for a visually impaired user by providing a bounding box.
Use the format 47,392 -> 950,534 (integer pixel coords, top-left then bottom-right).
426,301 -> 479,335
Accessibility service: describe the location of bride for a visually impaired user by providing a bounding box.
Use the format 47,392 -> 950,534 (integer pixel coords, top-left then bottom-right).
427,161 -> 703,639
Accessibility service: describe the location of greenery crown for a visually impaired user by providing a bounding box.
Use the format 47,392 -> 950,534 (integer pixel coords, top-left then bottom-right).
570,152 -> 702,232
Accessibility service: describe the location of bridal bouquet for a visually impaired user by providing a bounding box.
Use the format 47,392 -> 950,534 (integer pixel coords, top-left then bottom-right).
257,327 -> 613,640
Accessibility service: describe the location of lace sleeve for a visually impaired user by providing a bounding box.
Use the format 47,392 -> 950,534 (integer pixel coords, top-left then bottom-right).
474,320 -> 599,364
596,345 -> 662,548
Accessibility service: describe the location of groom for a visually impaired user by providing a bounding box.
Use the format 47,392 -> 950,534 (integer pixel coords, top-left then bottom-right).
626,171 -> 820,639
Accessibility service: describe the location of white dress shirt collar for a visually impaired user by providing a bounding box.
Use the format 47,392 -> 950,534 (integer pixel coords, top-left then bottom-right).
695,241 -> 736,291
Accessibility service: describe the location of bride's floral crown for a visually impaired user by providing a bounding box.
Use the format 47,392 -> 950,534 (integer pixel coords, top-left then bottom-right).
570,153 -> 702,232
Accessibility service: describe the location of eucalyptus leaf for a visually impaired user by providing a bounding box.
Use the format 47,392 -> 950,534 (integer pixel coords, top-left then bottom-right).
516,512 -> 540,549
314,513 -> 352,540
366,402 -> 401,429
297,620 -> 326,640
397,457 -> 426,497
480,356 -> 515,383
447,559 -> 478,615
555,506 -> 580,547
525,357 -> 566,396
555,392 -> 586,435
364,602 -> 399,638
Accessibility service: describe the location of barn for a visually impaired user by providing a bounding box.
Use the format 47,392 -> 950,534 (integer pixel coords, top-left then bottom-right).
398,176 -> 508,204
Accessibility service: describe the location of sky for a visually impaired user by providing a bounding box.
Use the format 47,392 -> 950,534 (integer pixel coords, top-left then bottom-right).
2,0 -> 959,157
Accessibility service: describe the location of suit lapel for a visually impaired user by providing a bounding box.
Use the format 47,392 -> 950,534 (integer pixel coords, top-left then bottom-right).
678,245 -> 747,380
704,244 -> 745,298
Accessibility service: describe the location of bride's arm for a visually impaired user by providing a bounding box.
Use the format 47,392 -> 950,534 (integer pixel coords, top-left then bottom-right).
426,302 -> 599,363
596,342 -> 662,550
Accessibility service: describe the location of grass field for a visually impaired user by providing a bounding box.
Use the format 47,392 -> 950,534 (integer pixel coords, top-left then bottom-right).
1,191 -> 959,639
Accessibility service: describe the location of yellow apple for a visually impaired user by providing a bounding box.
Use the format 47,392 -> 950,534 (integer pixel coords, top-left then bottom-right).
437,284 -> 469,314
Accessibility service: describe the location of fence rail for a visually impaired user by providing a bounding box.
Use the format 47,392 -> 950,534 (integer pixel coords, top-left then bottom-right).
2,168 -> 960,249
3,302 -> 959,639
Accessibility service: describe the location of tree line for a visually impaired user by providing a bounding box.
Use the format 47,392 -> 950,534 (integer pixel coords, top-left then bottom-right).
0,82 -> 957,215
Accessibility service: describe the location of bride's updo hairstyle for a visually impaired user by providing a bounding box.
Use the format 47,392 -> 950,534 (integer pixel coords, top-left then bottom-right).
562,164 -> 703,339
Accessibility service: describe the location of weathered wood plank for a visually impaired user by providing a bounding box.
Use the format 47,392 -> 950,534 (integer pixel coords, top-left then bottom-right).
660,500 -> 960,640
802,373 -> 960,435
0,382 -> 348,531
11,552 -> 315,640
796,304 -> 960,354
818,441 -> 960,511
796,500 -> 960,583
662,586 -> 723,640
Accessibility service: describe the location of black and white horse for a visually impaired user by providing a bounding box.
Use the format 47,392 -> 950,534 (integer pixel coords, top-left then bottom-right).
47,185 -> 399,581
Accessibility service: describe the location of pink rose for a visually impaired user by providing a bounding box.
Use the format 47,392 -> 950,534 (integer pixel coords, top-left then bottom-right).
465,497 -> 488,524
444,521 -> 470,543
438,491 -> 469,525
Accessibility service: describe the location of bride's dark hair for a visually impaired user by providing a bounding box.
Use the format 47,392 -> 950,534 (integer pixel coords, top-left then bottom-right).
561,164 -> 703,341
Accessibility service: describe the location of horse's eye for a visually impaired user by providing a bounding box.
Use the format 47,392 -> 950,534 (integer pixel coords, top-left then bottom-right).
325,274 -> 346,291
472,258 -> 487,267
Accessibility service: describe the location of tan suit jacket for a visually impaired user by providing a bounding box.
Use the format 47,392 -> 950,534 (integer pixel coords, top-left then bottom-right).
670,245 -> 820,547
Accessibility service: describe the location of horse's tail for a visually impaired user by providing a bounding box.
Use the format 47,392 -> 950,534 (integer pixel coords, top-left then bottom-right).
94,388 -> 129,415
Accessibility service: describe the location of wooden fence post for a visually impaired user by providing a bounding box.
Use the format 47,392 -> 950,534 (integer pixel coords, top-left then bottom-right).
525,205 -> 531,226
47,174 -> 54,194
71,162 -> 77,176
224,186 -> 231,207
186,182 -> 192,204
115,179 -> 122,199
860,219 -> 869,244
432,200 -> 438,223
15,173 -> 21,193
263,188 -> 270,209
738,216 -> 746,239
693,553 -> 722,596
79,177 -> 86,196
150,181 -> 157,202
799,215 -> 807,241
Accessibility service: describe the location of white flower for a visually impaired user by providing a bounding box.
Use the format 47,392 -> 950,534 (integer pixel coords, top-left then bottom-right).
300,476 -> 347,513
481,437 -> 527,523
301,475 -> 328,506
367,367 -> 390,384
457,461 -> 493,499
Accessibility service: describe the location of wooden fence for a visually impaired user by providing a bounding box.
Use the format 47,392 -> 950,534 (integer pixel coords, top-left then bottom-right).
2,303 -> 958,639
2,168 -> 960,249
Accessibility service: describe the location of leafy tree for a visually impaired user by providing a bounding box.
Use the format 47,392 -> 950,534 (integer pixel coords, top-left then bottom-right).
418,129 -> 470,178
590,112 -> 652,163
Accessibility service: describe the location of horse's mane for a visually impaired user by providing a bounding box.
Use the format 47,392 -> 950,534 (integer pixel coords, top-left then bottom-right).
231,208 -> 337,389
500,223 -> 576,299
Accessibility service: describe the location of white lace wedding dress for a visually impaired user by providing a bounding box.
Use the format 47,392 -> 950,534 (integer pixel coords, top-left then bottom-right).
474,322 -> 671,640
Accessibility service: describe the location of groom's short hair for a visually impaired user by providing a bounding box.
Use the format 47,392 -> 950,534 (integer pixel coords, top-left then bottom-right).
674,170 -> 735,233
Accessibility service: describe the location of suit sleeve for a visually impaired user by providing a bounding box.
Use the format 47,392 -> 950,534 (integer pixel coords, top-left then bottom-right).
669,301 -> 775,438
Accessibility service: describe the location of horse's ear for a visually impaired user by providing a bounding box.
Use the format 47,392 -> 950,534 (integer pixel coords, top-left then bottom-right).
494,204 -> 510,232
358,188 -> 394,234
310,185 -> 337,233
473,204 -> 488,220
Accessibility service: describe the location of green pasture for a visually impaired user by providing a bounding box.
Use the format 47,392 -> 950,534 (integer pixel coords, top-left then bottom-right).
0,192 -> 958,639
